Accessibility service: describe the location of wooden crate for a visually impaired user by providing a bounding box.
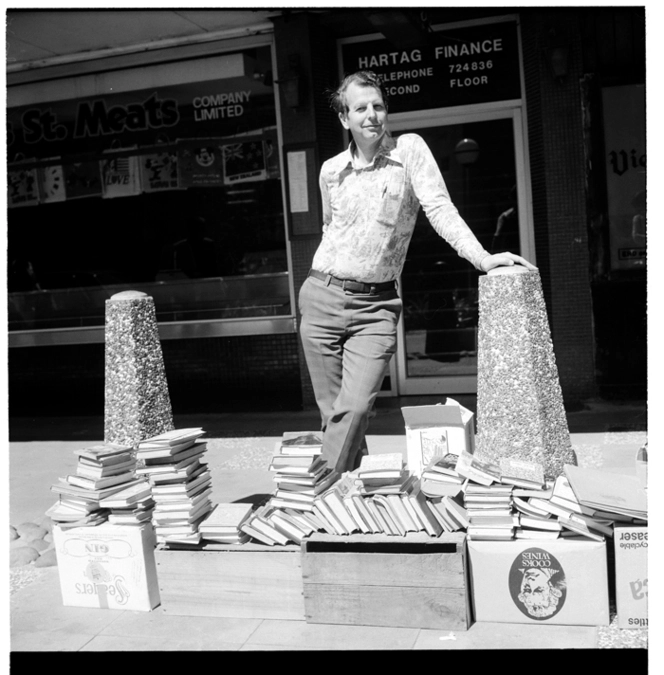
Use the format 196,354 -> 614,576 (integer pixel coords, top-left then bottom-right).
155,541 -> 305,619
301,532 -> 471,630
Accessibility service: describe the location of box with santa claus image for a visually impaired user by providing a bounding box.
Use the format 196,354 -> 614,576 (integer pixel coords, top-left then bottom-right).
467,538 -> 610,626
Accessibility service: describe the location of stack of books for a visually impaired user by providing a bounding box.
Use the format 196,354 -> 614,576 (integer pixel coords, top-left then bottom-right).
268,432 -> 338,513
232,432 -> 336,546
513,494 -> 563,540
47,443 -> 143,529
563,464 -> 647,523
464,483 -> 517,540
135,428 -> 212,546
508,467 -> 640,541
198,502 -> 254,544
240,500 -> 319,546
356,452 -> 414,496
100,480 -> 155,525
524,475 -> 618,541
419,453 -> 466,498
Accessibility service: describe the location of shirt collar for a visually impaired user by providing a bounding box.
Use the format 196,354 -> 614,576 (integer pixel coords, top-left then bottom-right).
344,133 -> 399,170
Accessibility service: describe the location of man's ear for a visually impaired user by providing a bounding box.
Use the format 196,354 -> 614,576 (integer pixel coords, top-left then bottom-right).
338,111 -> 350,130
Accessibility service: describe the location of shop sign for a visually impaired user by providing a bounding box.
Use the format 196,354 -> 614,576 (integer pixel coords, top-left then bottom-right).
340,20 -> 521,113
602,84 -> 646,271
7,76 -> 275,161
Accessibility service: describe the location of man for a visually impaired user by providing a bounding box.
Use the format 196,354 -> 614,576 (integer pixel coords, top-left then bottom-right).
299,70 -> 537,474
517,567 -> 566,619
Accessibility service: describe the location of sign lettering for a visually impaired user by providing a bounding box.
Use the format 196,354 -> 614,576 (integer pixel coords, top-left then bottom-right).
342,21 -> 520,112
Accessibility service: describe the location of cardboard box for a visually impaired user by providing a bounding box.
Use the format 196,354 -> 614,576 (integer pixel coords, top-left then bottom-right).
155,541 -> 305,619
301,532 -> 471,630
53,523 -> 160,611
614,525 -> 648,629
402,398 -> 475,476
468,538 -> 610,626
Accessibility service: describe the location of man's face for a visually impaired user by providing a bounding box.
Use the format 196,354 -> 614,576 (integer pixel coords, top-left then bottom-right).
518,569 -> 559,617
338,82 -> 387,147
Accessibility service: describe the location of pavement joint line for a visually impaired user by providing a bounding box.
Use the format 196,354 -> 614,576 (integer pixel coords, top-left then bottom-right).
243,618 -> 266,649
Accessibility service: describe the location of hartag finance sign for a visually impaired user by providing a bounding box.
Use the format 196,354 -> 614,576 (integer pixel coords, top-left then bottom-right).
341,21 -> 521,113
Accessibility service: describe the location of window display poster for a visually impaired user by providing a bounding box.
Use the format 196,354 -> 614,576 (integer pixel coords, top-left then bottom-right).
602,84 -> 646,270
8,163 -> 40,208
38,160 -> 66,203
62,161 -> 103,200
222,140 -> 267,185
101,149 -> 142,199
141,149 -> 179,193
177,140 -> 224,187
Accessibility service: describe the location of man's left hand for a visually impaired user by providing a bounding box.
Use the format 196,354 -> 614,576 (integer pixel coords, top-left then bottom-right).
480,252 -> 538,273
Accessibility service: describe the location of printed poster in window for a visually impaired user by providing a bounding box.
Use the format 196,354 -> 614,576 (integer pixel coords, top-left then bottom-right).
37,160 -> 66,204
63,161 -> 103,200
177,139 -> 224,187
141,148 -> 180,193
222,141 -> 267,185
101,149 -> 142,199
602,84 -> 646,270
8,160 -> 40,208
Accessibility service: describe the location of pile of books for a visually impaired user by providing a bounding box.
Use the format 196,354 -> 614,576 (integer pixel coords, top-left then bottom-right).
239,499 -> 318,546
464,483 -> 518,540
299,466 -> 466,539
513,474 -> 627,542
100,481 -> 155,526
135,428 -> 213,546
47,443 -> 143,529
233,432 -> 334,545
198,502 -> 254,544
356,452 -> 414,496
446,450 -> 646,541
419,453 -> 466,498
240,449 -> 472,544
268,432 -> 338,513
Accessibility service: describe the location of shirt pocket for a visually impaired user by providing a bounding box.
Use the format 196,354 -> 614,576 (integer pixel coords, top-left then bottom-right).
377,169 -> 406,226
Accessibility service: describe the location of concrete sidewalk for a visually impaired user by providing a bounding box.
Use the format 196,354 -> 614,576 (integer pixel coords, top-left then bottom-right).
9,398 -> 649,652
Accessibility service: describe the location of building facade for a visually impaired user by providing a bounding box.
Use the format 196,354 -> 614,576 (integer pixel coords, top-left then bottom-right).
6,8 -> 646,416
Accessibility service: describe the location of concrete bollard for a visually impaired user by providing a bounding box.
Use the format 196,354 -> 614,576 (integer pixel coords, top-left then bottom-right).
474,267 -> 576,479
104,290 -> 174,446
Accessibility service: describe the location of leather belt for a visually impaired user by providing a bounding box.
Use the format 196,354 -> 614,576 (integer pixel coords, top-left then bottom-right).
308,269 -> 396,294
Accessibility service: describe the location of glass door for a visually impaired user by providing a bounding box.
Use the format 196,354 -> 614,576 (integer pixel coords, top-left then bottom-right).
391,109 -> 532,395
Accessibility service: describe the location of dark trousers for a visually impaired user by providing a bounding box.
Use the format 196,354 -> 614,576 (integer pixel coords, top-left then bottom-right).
298,274 -> 402,473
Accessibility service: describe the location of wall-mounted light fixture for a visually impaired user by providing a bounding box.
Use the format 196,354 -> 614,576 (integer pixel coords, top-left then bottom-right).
454,138 -> 480,165
545,28 -> 570,82
276,55 -> 304,109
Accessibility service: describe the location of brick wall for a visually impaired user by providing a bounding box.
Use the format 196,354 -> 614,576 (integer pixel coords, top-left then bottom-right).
8,334 -> 302,416
521,10 -> 598,406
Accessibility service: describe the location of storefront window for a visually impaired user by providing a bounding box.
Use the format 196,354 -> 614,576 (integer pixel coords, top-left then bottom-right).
7,45 -> 290,333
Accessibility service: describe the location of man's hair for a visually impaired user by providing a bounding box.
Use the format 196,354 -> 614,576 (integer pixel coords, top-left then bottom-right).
329,70 -> 389,115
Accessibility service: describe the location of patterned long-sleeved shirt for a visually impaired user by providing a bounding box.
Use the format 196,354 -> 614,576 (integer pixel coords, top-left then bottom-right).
311,132 -> 491,283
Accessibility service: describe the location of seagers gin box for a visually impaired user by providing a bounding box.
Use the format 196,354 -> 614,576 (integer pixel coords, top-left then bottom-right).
468,538 -> 610,626
402,398 -> 475,477
614,525 -> 648,629
53,522 -> 160,611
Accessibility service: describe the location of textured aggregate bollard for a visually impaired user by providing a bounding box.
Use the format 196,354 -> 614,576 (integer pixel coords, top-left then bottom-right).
104,290 -> 174,446
474,267 -> 576,479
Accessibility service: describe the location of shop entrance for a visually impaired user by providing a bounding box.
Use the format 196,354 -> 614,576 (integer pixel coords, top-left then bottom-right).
388,108 -> 533,396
